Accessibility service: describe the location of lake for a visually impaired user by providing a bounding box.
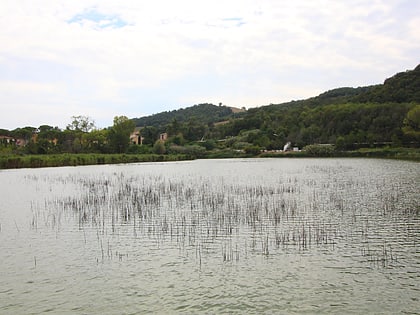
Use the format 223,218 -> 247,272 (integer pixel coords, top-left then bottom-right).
0,158 -> 419,314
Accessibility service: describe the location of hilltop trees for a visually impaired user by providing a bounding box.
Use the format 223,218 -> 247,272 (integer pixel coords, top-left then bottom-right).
67,115 -> 96,133
64,116 -> 96,153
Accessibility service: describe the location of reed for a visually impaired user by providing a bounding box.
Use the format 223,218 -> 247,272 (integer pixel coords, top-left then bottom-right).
27,162 -> 415,267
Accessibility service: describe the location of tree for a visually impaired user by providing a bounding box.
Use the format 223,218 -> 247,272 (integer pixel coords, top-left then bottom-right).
153,140 -> 166,154
402,105 -> 420,141
168,118 -> 181,135
38,125 -> 61,145
168,133 -> 185,146
141,126 -> 159,145
182,118 -> 208,141
82,129 -> 109,153
108,116 -> 135,153
12,127 -> 36,142
67,115 -> 95,133
335,136 -> 345,150
63,116 -> 96,153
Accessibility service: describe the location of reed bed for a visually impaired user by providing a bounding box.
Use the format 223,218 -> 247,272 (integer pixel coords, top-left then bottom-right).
29,163 -> 419,268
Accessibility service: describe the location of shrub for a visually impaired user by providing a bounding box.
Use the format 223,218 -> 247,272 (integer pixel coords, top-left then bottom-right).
153,140 -> 166,154
244,146 -> 262,155
303,144 -> 335,156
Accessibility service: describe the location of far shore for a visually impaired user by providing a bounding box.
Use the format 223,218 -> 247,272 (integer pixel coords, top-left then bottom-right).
0,147 -> 419,170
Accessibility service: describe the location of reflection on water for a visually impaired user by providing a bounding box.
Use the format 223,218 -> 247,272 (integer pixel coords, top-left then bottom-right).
0,158 -> 419,314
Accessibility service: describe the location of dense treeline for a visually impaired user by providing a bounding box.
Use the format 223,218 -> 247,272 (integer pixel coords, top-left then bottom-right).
0,115 -> 135,155
132,103 -> 244,129
216,102 -> 416,150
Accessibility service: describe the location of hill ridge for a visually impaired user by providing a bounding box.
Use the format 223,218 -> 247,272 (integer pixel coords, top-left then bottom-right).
133,63 -> 420,129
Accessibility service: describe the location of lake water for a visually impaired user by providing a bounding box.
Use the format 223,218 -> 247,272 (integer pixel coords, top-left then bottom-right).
0,158 -> 419,314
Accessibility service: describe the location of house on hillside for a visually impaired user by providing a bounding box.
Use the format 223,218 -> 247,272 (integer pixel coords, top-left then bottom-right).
0,135 -> 15,145
130,128 -> 144,145
159,133 -> 168,141
0,135 -> 28,147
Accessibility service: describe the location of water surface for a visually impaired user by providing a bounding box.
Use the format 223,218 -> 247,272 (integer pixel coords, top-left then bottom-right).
0,158 -> 419,314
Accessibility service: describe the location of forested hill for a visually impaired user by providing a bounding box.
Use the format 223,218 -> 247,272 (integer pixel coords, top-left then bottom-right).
130,64 -> 419,149
265,63 -> 420,109
132,103 -> 245,128
133,64 -> 419,130
354,64 -> 420,103
219,63 -> 419,150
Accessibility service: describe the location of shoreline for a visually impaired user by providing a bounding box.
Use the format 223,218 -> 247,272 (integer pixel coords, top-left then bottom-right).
0,147 -> 419,169
0,153 -> 192,169
259,147 -> 420,161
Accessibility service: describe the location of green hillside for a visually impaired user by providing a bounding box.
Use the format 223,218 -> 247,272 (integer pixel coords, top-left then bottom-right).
132,103 -> 244,129
215,64 -> 420,150
354,64 -> 420,103
135,64 -> 419,150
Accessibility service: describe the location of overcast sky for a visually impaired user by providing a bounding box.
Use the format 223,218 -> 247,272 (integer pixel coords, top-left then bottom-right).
0,0 -> 419,130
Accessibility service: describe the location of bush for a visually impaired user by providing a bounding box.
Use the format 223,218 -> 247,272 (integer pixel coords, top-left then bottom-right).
184,145 -> 206,158
244,146 -> 262,155
335,136 -> 345,151
303,144 -> 335,156
153,140 -> 166,154
198,140 -> 216,150
127,144 -> 152,154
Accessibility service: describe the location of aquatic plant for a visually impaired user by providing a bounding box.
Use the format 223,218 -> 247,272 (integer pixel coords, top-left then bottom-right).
28,162 -> 419,268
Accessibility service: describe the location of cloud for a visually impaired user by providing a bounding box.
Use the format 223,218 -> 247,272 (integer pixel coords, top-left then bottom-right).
68,8 -> 128,29
0,0 -> 419,129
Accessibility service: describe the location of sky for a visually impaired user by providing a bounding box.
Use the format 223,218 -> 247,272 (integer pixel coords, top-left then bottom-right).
0,0 -> 419,130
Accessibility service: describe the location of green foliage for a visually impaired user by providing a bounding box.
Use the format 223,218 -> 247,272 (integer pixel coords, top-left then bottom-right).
244,146 -> 262,155
153,140 -> 166,154
402,105 -> 420,140
219,102 -> 416,149
140,126 -> 159,145
198,139 -> 216,150
67,115 -> 95,133
127,144 -> 152,154
354,65 -> 420,103
173,145 -> 207,158
167,133 -> 186,146
132,103 -> 242,129
11,127 -> 36,141
303,144 -> 335,156
335,136 -> 346,150
232,141 -> 252,150
108,116 -> 135,153
82,129 -> 109,153
0,153 -> 192,169
182,118 -> 208,142
185,145 -> 206,158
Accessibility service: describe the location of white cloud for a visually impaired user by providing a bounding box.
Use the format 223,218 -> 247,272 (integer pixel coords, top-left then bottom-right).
0,0 -> 419,129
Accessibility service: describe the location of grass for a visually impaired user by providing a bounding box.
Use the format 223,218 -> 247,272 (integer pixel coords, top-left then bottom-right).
260,147 -> 420,161
1,146 -> 418,169
0,153 -> 192,169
